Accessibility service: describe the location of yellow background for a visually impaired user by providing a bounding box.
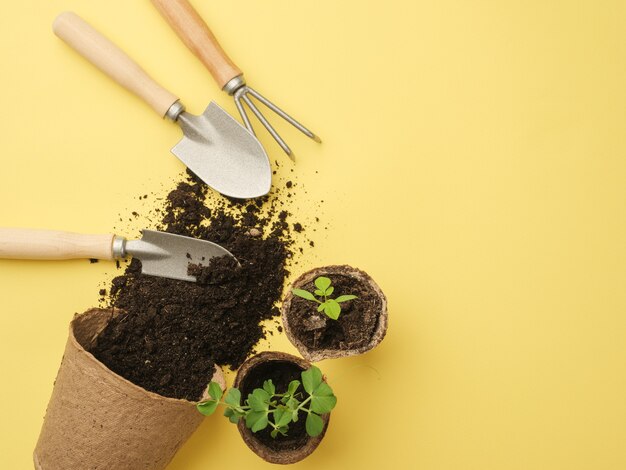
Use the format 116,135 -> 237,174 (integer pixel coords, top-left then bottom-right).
1,0 -> 625,468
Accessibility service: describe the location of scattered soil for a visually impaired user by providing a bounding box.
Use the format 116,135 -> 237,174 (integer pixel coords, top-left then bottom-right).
288,273 -> 381,351
238,360 -> 308,451
90,170 -> 304,401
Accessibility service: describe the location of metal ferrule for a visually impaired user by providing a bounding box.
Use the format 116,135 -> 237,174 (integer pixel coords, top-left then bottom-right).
222,75 -> 246,95
165,101 -> 186,122
112,236 -> 127,259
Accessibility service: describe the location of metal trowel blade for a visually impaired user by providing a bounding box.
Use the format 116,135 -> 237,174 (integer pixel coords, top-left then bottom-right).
126,229 -> 237,282
172,102 -> 272,199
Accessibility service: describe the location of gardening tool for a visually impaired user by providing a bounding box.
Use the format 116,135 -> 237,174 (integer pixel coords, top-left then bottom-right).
0,228 -> 237,282
151,0 -> 321,159
53,12 -> 271,199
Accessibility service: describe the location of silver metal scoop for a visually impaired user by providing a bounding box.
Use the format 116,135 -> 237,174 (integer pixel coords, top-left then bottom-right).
53,12 -> 271,199
151,0 -> 322,159
0,228 -> 237,282
169,102 -> 271,198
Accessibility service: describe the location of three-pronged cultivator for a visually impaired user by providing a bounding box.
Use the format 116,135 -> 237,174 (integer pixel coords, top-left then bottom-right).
152,0 -> 321,159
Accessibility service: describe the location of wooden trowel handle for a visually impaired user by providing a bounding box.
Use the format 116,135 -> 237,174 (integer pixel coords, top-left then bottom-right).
0,228 -> 115,261
151,0 -> 242,89
53,12 -> 179,118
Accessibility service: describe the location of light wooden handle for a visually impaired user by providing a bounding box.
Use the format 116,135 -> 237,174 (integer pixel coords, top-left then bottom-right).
151,0 -> 242,89
0,229 -> 115,261
53,11 -> 179,117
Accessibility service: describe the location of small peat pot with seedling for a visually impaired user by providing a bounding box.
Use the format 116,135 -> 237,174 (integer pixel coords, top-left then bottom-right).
292,275 -> 359,320
282,265 -> 388,361
197,352 -> 334,464
34,308 -> 225,470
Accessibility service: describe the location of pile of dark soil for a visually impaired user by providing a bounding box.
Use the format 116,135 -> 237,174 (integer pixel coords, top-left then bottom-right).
288,274 -> 380,350
238,360 -> 308,451
90,171 -> 302,401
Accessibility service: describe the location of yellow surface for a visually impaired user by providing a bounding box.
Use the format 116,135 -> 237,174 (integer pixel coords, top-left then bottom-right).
1,0 -> 625,468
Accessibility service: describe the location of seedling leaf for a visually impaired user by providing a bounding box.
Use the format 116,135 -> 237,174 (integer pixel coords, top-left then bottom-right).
249,389 -> 270,411
225,388 -> 241,408
335,294 -> 358,303
302,366 -> 323,394
287,380 -> 300,396
274,408 -> 293,428
224,407 -> 241,423
196,399 -> 218,416
292,289 -> 317,301
310,382 -> 337,414
314,381 -> 335,397
246,411 -> 269,432
271,425 -> 289,438
315,276 -> 332,291
208,382 -> 223,401
263,380 -> 276,396
285,397 -> 299,411
306,413 -> 324,437
323,299 -> 341,320
311,395 -> 336,414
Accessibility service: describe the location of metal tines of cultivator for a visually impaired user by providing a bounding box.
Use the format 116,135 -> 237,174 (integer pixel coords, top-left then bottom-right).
225,75 -> 322,159
152,0 -> 321,159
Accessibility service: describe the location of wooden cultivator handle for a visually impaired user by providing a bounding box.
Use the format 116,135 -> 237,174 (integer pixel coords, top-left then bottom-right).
151,0 -> 242,89
0,228 -> 115,260
53,12 -> 179,117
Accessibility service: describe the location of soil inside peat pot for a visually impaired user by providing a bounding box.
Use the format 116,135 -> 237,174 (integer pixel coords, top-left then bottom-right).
90,170 -> 302,401
238,360 -> 308,451
289,272 -> 382,351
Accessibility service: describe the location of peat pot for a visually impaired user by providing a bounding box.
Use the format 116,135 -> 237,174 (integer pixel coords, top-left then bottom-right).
233,351 -> 331,464
34,308 -> 224,470
282,265 -> 388,361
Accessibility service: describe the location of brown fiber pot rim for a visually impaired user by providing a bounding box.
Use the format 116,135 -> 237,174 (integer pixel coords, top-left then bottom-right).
281,265 -> 388,362
233,351 -> 330,465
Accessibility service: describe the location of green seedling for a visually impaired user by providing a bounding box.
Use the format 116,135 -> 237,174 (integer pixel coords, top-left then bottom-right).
197,366 -> 336,438
291,276 -> 357,320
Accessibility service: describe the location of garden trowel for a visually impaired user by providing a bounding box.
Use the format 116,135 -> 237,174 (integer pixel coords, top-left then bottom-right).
53,12 -> 271,199
0,228 -> 236,282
